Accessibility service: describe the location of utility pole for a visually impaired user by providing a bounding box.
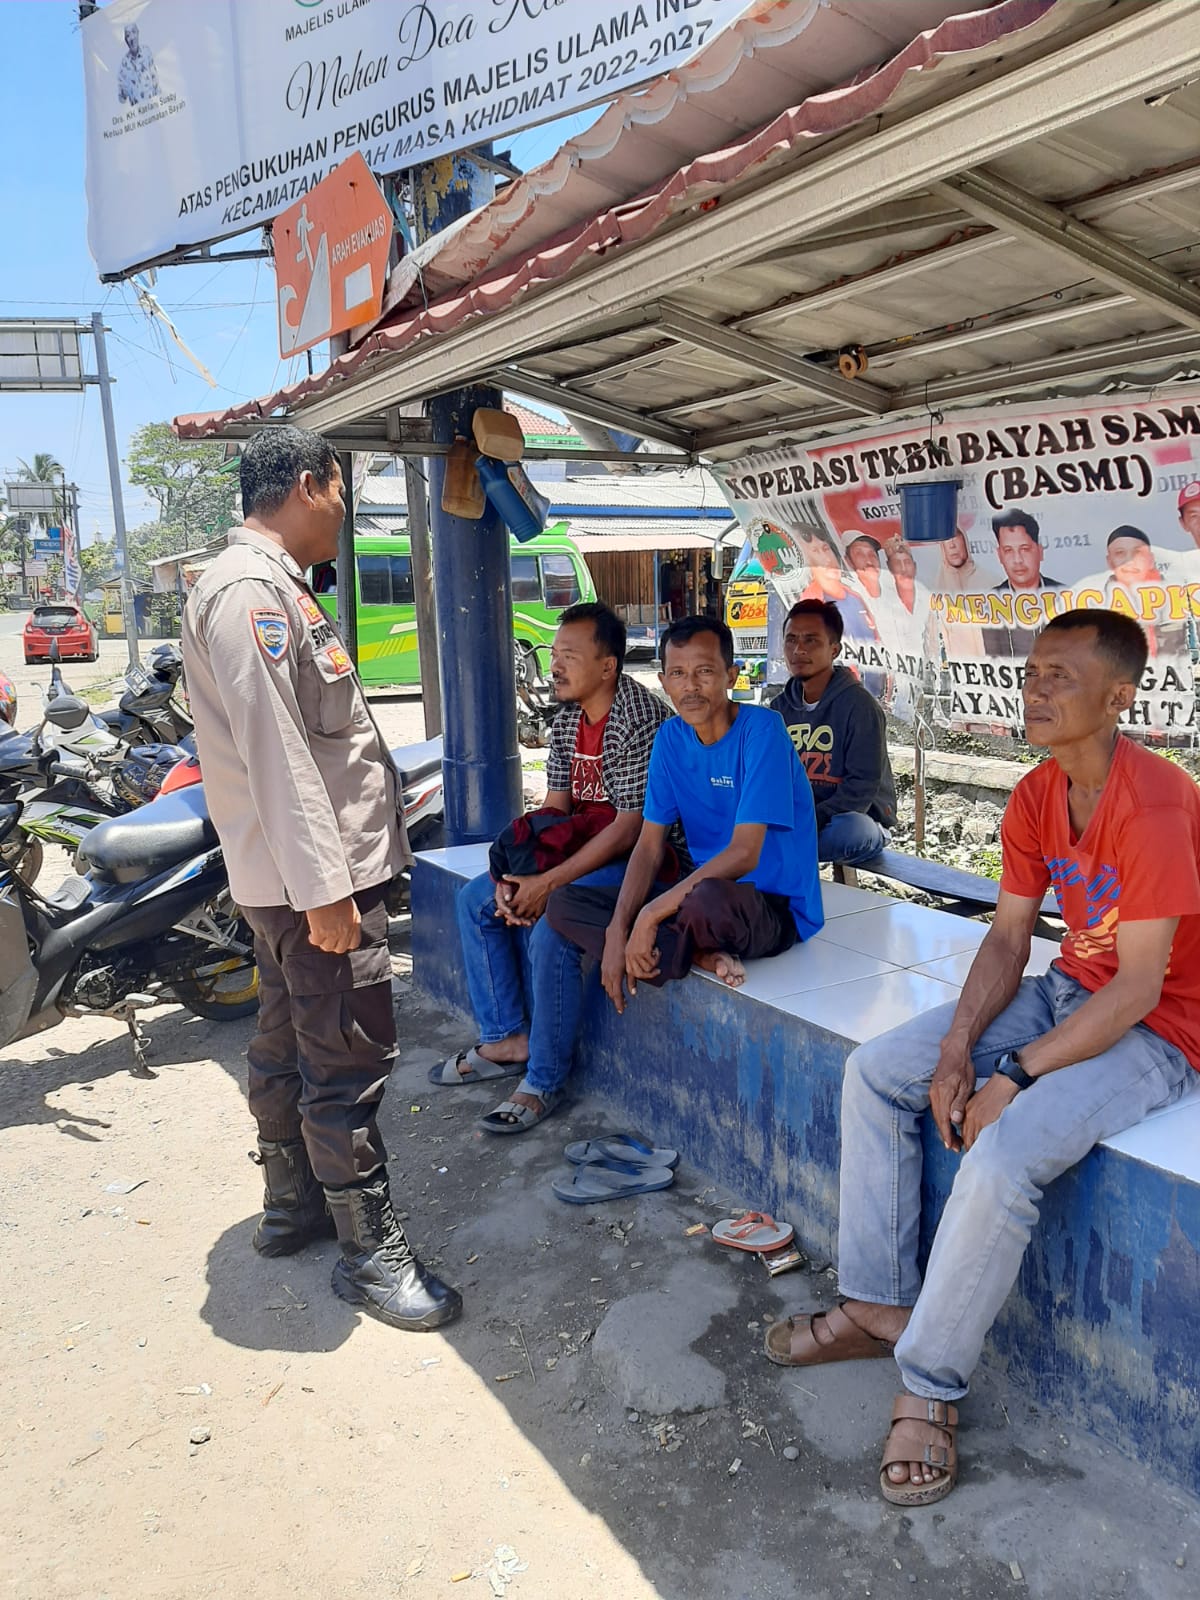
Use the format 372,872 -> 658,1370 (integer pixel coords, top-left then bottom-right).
414,152 -> 521,843
92,311 -> 139,664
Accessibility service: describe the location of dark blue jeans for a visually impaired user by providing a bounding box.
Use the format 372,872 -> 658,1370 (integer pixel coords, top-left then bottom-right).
818,811 -> 889,865
455,864 -> 629,1100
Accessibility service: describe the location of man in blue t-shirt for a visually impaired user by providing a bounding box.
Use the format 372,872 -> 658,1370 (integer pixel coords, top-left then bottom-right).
547,615 -> 823,1004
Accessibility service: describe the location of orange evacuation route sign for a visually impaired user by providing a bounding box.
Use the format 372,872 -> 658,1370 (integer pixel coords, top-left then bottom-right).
274,151 -> 392,358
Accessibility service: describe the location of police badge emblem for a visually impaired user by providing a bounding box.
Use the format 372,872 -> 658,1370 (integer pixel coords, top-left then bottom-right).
251,608 -> 290,660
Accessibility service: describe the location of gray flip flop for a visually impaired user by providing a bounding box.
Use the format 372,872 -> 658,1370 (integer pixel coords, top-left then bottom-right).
428,1047 -> 527,1086
552,1156 -> 676,1205
478,1079 -> 562,1135
564,1135 -> 679,1169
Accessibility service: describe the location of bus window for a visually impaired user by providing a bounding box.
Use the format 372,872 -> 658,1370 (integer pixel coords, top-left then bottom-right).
358,553 -> 413,605
511,554 -> 540,602
541,553 -> 580,609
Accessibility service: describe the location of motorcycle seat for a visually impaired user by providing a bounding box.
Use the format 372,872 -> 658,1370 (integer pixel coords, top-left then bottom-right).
391,737 -> 443,788
79,784 -> 218,884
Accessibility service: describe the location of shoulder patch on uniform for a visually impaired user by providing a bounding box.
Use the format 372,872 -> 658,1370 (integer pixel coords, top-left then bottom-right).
296,593 -> 323,624
324,644 -> 353,677
251,608 -> 290,661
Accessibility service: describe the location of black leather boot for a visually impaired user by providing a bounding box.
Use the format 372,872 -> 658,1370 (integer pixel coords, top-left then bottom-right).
250,1137 -> 337,1257
325,1174 -> 463,1331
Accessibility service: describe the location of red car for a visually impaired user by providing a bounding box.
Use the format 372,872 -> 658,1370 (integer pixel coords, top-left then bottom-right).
23,602 -> 99,664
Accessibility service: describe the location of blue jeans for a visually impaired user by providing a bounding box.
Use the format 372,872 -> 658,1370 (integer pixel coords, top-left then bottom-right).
455,863 -> 629,1100
837,965 -> 1197,1400
818,811 -> 889,865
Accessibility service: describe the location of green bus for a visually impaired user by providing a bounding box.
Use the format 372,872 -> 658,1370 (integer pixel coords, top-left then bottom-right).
313,527 -> 596,687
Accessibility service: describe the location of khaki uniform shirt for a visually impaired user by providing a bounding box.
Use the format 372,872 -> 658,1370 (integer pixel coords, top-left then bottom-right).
181,527 -> 410,911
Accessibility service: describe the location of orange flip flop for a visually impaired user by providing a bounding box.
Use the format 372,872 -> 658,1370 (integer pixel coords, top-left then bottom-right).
711,1212 -> 795,1253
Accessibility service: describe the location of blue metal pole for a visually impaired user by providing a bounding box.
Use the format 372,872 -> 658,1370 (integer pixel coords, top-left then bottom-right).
427,388 -> 522,842
415,149 -> 520,844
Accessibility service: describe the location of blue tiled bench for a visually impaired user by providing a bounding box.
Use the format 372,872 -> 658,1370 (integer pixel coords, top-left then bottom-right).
412,845 -> 1200,1498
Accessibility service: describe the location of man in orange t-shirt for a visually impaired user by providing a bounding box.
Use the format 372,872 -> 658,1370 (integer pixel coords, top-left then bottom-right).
766,608 -> 1200,1507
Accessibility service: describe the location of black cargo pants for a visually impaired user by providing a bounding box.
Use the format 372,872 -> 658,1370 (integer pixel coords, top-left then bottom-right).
241,883 -> 395,1188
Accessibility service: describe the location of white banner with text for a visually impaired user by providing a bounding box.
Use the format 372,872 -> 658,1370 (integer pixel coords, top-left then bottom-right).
84,0 -> 754,278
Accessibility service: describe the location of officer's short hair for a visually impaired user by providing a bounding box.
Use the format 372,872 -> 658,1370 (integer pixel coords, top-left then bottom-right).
559,602 -> 626,675
240,426 -> 339,518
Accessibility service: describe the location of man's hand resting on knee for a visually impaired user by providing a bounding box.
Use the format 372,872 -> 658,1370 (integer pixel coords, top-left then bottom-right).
930,1043 -> 976,1153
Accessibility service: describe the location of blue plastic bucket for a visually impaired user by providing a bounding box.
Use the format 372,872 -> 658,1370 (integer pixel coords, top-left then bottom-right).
899,479 -> 961,542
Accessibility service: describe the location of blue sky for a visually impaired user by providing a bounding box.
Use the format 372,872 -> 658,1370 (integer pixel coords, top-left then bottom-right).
0,1 -> 594,546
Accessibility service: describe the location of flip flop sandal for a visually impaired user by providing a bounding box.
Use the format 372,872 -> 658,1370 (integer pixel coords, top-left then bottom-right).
764,1301 -> 895,1367
478,1080 -> 562,1135
551,1156 -> 676,1205
563,1134 -> 679,1169
428,1047 -> 527,1086
879,1395 -> 959,1507
711,1211 -> 794,1252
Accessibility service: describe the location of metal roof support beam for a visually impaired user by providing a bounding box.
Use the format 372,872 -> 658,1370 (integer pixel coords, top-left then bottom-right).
932,167 -> 1200,333
489,366 -> 696,454
697,328 -> 1200,453
653,304 -> 890,415
291,0 -> 1200,439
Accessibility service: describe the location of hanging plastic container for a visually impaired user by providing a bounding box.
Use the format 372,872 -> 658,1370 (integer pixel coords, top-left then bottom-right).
477,456 -> 550,544
899,478 -> 961,542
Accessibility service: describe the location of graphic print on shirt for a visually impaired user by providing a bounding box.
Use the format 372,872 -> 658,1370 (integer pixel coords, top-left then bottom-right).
570,712 -> 608,805
1047,854 -> 1121,962
785,719 -> 839,787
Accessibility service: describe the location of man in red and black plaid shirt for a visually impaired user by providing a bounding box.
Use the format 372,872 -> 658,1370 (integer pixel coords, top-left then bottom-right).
429,602 -> 673,1134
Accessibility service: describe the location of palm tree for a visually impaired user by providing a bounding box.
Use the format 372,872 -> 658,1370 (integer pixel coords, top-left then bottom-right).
16,453 -> 67,529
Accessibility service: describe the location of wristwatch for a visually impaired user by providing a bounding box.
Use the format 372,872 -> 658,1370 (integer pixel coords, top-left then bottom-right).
993,1049 -> 1036,1091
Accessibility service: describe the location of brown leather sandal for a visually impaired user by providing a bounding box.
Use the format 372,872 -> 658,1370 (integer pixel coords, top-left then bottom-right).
764,1301 -> 895,1367
878,1394 -> 959,1506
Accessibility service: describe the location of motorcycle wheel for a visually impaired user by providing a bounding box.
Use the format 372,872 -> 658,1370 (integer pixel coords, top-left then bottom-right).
1,836 -> 44,886
171,908 -> 259,1020
172,958 -> 259,1020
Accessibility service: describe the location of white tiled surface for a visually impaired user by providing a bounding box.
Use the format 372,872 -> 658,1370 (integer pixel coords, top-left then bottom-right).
819,880 -> 894,919
911,936 -> 1062,988
1101,1090 -> 1200,1183
694,938 -> 896,1000
420,847 -> 1200,1184
769,969 -> 962,1043
815,901 -> 989,966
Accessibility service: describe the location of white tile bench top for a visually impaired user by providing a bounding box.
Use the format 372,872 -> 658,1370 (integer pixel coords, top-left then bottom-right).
417,849 -> 1200,1183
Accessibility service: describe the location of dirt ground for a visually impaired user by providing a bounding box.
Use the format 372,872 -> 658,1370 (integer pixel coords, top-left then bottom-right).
3,913 -> 1199,1600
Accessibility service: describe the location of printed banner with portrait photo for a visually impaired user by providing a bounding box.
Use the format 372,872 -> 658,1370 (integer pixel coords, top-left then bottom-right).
712,391 -> 1200,744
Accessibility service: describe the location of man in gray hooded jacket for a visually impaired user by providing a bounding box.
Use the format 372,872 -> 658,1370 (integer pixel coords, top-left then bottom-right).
769,598 -> 896,865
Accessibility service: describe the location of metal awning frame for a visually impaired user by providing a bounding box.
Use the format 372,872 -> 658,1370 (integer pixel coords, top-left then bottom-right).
190,0 -> 1200,463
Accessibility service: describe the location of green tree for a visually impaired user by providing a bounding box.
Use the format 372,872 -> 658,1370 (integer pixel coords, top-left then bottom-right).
16,452 -> 68,528
126,423 -> 238,555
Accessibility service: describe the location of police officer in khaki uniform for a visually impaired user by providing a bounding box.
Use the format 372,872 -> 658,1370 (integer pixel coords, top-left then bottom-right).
182,425 -> 461,1333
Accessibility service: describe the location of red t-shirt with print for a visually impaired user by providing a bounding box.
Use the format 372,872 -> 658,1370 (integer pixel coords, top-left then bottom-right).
570,711 -> 609,806
1000,736 -> 1200,1068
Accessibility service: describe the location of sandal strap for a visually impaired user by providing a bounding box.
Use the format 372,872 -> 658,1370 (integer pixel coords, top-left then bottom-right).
890,1394 -> 958,1428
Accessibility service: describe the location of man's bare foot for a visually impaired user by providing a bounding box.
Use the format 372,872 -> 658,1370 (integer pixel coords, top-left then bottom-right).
693,950 -> 747,988
841,1303 -> 948,1489
472,1034 -> 529,1071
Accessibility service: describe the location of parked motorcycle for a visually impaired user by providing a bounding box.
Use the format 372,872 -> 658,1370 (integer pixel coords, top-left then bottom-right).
514,643 -> 558,749
0,782 -> 258,1074
96,642 -> 194,748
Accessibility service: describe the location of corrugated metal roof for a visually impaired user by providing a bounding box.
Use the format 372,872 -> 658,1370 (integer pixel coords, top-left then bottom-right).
567,517 -> 738,552
175,0 -> 1200,467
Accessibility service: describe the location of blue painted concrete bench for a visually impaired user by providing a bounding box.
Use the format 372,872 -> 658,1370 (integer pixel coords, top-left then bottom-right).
412,846 -> 1200,1499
